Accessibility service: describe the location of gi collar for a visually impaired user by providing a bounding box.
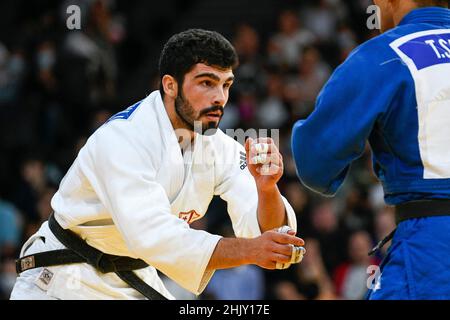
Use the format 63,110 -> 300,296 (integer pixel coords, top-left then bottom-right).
398,7 -> 450,26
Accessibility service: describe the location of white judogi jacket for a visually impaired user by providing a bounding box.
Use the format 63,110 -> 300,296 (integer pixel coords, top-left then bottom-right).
15,91 -> 297,300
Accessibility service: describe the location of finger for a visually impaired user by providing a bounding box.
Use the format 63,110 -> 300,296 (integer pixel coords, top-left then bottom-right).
245,137 -> 253,153
275,226 -> 292,233
253,137 -> 275,145
276,226 -> 297,238
273,233 -> 305,247
275,262 -> 290,270
250,153 -> 267,165
250,153 -> 280,165
250,141 -> 279,155
251,142 -> 269,154
265,261 -> 277,270
291,246 -> 306,264
271,253 -> 291,264
272,243 -> 294,256
256,164 -> 282,176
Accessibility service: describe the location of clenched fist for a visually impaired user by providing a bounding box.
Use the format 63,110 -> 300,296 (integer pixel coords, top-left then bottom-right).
248,228 -> 305,270
245,137 -> 283,191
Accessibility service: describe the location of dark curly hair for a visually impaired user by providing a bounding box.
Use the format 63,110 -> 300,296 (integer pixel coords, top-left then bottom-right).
158,29 -> 239,97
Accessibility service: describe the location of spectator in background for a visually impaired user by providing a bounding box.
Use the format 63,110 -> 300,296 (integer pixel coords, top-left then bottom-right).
267,9 -> 315,70
309,200 -> 346,275
12,155 -> 61,239
0,43 -> 27,153
282,153 -> 300,180
12,156 -> 47,224
0,43 -> 25,106
35,40 -> 67,148
273,238 -> 336,300
232,24 -> 266,98
284,46 -> 331,118
0,199 -> 22,257
36,41 -> 57,94
235,92 -> 258,129
60,0 -> 122,134
206,264 -> 265,300
36,186 -> 57,223
339,188 -> 375,237
301,0 -> 342,43
204,225 -> 265,300
229,24 -> 267,130
336,22 -> 358,62
282,179 -> 312,234
0,188 -> 22,301
256,72 -> 289,129
283,180 -> 310,217
0,258 -> 17,300
90,109 -> 113,133
333,230 -> 380,300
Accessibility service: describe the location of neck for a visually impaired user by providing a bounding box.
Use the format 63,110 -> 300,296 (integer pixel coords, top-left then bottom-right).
392,2 -> 419,27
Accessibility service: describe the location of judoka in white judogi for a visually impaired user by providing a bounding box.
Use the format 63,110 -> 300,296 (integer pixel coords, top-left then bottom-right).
10,91 -> 297,300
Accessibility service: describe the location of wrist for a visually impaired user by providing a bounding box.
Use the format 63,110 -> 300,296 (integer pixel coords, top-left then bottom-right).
243,237 -> 258,265
256,183 -> 279,194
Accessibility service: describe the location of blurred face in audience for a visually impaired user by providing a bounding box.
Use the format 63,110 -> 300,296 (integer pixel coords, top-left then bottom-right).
21,159 -> 45,189
311,201 -> 337,234
279,11 -> 299,35
234,25 -> 260,58
348,231 -> 372,265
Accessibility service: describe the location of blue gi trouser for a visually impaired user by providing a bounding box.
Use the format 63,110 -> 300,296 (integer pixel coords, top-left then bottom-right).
366,216 -> 450,299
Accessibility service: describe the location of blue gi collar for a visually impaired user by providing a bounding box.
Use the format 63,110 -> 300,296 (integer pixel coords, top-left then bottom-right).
399,7 -> 450,26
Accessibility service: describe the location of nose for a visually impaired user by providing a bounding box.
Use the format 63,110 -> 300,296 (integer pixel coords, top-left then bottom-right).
212,87 -> 227,106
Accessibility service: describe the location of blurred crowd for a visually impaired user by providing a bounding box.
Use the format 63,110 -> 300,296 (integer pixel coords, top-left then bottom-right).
0,0 -> 397,300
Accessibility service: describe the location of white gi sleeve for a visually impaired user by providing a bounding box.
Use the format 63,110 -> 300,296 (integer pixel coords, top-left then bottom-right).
214,136 -> 297,238
79,123 -> 221,295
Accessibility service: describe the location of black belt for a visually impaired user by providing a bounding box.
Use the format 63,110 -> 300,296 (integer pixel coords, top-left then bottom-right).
16,213 -> 167,300
369,200 -> 450,256
395,200 -> 450,224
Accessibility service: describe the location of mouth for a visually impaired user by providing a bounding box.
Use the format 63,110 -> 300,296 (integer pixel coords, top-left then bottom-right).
203,112 -> 222,120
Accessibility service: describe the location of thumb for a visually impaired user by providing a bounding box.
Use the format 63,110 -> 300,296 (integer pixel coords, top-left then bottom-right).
245,137 -> 253,153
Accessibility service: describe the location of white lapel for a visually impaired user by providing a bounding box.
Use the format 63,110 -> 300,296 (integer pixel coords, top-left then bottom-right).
152,92 -> 185,203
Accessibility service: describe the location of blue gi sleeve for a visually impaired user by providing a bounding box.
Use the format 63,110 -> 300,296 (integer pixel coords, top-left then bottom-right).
291,45 -> 391,196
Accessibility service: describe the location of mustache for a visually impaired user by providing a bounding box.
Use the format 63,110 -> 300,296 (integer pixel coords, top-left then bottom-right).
199,105 -> 224,116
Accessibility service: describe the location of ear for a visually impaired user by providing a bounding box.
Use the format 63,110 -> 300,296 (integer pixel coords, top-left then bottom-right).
161,75 -> 178,99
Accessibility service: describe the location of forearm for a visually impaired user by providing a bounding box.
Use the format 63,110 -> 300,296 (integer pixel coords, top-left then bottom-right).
206,227 -> 305,272
257,185 -> 287,233
206,237 -> 254,270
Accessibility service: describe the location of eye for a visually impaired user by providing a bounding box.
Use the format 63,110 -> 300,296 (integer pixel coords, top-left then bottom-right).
223,82 -> 232,89
202,80 -> 213,87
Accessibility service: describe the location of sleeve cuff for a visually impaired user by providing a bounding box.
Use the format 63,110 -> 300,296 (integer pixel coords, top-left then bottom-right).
281,196 -> 298,232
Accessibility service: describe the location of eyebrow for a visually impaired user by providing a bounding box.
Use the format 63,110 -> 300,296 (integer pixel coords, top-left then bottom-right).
194,72 -> 235,82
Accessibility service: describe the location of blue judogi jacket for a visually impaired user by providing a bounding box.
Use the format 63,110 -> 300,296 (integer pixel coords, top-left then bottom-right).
291,7 -> 450,205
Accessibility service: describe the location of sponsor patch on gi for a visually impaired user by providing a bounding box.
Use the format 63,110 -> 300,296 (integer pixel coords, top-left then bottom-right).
35,268 -> 54,291
179,210 -> 201,224
239,151 -> 247,170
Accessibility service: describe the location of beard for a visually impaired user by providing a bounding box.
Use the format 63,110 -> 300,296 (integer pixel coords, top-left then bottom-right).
174,89 -> 224,136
